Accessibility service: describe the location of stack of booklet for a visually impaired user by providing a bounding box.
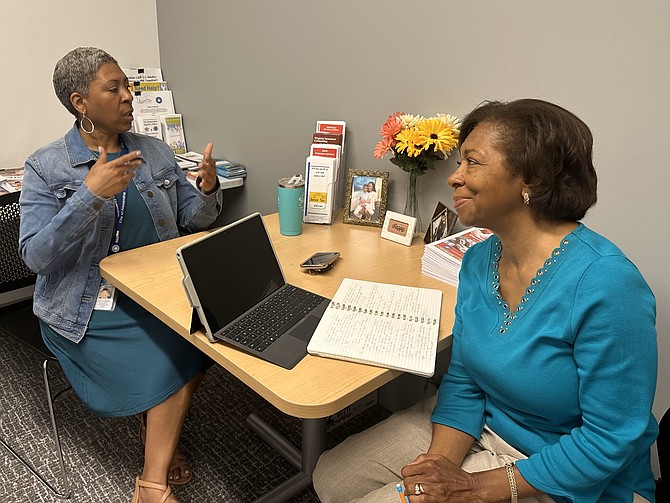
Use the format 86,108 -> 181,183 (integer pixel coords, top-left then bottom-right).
215,161 -> 247,179
0,167 -> 24,195
421,227 -> 493,287
175,152 -> 247,187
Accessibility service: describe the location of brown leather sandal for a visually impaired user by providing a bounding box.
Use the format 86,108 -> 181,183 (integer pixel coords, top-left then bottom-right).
131,477 -> 174,503
139,413 -> 193,485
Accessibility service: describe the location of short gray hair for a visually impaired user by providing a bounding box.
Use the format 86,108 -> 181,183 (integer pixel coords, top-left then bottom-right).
53,47 -> 117,118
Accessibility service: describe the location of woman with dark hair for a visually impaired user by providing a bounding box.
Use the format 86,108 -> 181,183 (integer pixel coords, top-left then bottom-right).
19,47 -> 223,503
312,99 -> 657,503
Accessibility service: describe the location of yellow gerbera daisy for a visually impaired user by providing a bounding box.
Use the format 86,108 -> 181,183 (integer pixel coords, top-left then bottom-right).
416,118 -> 459,155
395,128 -> 425,157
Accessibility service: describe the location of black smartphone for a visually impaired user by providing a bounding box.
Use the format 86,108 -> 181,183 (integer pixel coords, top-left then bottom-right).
299,251 -> 340,271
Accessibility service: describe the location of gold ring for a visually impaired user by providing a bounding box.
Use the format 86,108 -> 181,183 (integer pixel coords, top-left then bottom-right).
414,483 -> 424,495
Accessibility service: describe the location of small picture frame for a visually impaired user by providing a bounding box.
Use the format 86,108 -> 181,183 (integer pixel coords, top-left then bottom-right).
381,210 -> 417,246
425,202 -> 459,243
343,169 -> 389,227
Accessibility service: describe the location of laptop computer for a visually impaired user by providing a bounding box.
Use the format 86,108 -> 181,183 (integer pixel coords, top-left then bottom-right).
176,213 -> 330,369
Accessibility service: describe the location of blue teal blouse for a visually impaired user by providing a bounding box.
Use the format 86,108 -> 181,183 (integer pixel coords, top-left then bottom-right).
431,224 -> 658,502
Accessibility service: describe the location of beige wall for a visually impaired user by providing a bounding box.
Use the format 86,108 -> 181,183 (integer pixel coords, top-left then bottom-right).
0,0 -> 161,167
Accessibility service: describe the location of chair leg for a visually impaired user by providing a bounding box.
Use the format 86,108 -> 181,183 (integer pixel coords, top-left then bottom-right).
42,358 -> 72,498
0,359 -> 72,499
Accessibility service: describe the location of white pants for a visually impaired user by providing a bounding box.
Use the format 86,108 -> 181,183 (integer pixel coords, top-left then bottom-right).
312,395 -> 651,503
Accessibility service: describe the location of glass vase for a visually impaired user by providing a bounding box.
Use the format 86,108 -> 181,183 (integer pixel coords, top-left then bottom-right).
403,171 -> 422,236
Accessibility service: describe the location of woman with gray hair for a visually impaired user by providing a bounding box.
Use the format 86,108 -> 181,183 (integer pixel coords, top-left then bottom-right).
19,47 -> 222,503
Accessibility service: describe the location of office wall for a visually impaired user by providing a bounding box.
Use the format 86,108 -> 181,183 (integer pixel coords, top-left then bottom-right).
0,1 -> 161,168
156,0 -> 670,465
3,0 -> 668,475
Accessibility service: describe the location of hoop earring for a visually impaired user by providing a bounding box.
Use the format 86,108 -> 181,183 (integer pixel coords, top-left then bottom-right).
523,192 -> 530,205
80,114 -> 95,134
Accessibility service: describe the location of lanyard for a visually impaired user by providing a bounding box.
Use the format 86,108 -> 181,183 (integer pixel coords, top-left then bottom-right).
109,140 -> 130,254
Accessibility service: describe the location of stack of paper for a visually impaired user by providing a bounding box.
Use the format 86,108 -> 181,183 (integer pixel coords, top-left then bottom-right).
421,227 -> 493,287
215,161 -> 247,179
0,167 -> 24,195
175,152 -> 247,187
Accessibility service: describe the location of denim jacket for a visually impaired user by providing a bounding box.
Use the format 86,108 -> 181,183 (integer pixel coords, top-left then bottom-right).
19,124 -> 223,343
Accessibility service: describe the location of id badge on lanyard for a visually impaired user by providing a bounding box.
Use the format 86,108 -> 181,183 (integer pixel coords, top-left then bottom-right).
96,141 -> 130,311
109,140 -> 130,255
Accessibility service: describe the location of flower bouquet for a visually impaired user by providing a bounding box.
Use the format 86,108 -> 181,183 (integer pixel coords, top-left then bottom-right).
373,112 -> 461,175
373,112 -> 460,233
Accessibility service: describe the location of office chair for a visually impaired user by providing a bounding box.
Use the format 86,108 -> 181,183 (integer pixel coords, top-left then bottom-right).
0,191 -> 72,499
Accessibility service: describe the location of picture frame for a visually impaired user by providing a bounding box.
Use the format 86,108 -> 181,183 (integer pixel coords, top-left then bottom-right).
343,169 -> 389,227
381,210 -> 417,246
424,202 -> 459,244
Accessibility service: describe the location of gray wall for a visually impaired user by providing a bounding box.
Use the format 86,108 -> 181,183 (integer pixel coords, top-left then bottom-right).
157,0 -> 670,466
2,0 -> 667,477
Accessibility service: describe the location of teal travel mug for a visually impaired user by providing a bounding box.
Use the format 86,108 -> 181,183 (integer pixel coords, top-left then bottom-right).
277,176 -> 305,236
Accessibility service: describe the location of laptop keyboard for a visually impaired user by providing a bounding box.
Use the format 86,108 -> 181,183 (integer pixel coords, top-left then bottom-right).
217,285 -> 326,353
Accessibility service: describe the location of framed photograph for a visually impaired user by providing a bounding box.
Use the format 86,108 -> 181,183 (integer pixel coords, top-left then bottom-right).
381,210 -> 417,246
425,202 -> 459,243
343,169 -> 389,227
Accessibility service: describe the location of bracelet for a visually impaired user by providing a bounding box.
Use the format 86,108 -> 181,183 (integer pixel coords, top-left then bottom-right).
505,462 -> 518,503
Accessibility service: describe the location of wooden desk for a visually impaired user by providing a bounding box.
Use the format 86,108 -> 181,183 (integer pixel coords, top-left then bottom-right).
100,213 -> 457,501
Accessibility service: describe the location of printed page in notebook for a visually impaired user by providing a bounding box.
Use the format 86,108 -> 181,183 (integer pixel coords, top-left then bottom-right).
306,278 -> 442,377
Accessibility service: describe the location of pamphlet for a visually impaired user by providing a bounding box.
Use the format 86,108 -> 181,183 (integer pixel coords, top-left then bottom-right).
160,114 -> 186,154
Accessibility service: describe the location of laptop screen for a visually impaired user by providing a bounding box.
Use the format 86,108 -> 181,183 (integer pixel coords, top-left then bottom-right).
178,214 -> 285,333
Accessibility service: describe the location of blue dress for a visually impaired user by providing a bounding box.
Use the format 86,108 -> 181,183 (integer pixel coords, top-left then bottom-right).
41,175 -> 211,417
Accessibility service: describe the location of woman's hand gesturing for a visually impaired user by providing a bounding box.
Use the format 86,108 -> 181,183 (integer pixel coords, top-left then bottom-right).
86,147 -> 143,198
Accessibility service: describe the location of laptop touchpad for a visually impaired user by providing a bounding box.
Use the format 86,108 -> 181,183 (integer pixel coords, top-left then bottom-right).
290,315 -> 321,342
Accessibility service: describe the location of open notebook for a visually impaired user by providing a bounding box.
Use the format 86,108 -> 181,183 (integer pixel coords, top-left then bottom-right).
307,278 -> 442,377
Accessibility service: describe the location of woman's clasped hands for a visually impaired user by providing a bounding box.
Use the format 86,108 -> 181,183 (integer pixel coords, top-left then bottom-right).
401,454 -> 479,502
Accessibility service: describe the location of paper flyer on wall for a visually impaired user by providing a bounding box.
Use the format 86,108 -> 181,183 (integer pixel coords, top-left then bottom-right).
129,81 -> 169,92
122,67 -> 164,82
133,91 -> 175,118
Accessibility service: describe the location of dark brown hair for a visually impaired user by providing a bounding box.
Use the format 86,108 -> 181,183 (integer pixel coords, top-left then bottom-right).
459,99 -> 597,221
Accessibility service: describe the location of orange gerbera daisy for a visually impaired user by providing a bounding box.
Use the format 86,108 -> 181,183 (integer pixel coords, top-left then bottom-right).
379,112 -> 404,141
373,137 -> 394,159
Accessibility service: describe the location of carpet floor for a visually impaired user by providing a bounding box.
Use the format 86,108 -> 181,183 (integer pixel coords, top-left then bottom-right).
0,329 -> 391,503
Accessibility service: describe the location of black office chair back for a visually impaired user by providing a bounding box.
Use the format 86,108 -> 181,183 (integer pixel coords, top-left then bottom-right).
0,191 -> 36,303
0,191 -> 72,498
